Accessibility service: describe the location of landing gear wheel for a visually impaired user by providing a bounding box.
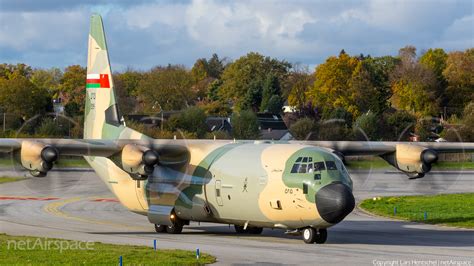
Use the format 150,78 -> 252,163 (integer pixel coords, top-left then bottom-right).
154,224 -> 166,233
302,227 -> 316,244
234,225 -> 263,234
234,225 -> 245,233
302,228 -> 327,244
249,227 -> 263,234
314,228 -> 327,244
166,223 -> 183,234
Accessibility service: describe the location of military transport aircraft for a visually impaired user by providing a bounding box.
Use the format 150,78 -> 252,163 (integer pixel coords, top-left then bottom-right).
1,14 -> 473,244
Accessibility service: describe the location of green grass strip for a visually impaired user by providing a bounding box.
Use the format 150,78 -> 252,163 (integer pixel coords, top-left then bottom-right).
0,234 -> 216,265
360,193 -> 474,228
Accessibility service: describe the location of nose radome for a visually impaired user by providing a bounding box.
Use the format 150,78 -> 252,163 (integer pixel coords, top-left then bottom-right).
316,182 -> 355,224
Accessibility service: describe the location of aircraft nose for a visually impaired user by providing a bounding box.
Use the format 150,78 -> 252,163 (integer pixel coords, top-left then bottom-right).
316,182 -> 355,224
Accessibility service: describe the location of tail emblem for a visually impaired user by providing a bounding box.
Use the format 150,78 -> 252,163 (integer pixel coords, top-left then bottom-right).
86,74 -> 110,88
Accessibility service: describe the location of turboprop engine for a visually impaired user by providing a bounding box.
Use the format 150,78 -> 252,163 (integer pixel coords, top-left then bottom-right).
19,141 -> 59,177
118,144 -> 159,180
381,144 -> 438,179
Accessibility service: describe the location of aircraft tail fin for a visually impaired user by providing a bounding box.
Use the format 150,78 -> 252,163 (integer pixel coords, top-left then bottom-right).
84,14 -> 123,139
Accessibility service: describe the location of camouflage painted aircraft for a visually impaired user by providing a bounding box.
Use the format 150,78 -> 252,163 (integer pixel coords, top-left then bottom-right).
1,14 -> 473,244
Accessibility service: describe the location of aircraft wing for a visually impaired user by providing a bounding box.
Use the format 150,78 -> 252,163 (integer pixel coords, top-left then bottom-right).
294,140 -> 474,178
0,138 -> 198,177
292,141 -> 474,156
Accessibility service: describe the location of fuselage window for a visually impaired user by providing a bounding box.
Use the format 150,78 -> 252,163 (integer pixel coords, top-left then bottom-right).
314,162 -> 326,171
326,161 -> 338,170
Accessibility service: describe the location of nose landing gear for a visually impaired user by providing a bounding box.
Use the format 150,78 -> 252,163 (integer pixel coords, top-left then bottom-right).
302,227 -> 327,244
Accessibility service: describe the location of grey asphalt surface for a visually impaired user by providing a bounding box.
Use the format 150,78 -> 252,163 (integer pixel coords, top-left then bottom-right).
0,167 -> 473,265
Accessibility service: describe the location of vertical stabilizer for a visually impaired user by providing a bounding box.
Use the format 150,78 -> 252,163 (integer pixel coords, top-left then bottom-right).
84,14 -> 122,139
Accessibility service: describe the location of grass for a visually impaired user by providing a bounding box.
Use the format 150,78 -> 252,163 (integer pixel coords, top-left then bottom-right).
0,176 -> 26,184
359,193 -> 474,228
0,234 -> 216,265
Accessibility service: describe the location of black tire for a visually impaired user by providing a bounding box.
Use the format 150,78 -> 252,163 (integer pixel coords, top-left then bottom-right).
249,227 -> 263,234
166,224 -> 183,234
302,227 -> 316,244
154,224 -> 166,233
314,228 -> 327,244
234,225 -> 246,233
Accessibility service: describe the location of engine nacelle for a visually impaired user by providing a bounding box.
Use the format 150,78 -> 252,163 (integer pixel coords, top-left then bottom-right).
382,144 -> 438,179
120,144 -> 159,180
20,141 -> 59,177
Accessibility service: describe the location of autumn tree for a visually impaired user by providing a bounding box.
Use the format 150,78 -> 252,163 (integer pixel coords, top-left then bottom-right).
350,56 -> 398,115
231,110 -> 260,139
442,48 -> 474,115
287,66 -> 313,114
307,51 -> 360,118
59,65 -> 86,116
114,69 -> 143,114
137,65 -> 194,112
219,52 -> 290,110
0,74 -> 51,119
390,46 -> 438,116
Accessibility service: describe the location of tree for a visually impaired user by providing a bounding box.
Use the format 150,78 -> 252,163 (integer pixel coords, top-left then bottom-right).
0,63 -> 33,79
114,70 -> 143,114
307,52 -> 360,118
384,110 -> 416,140
30,68 -> 62,94
443,102 -> 474,142
390,46 -> 438,116
231,110 -> 260,139
266,95 -> 283,114
219,52 -> 290,110
442,49 -> 474,115
137,65 -> 194,111
0,74 -> 51,119
60,65 -> 86,116
168,106 -> 208,138
260,74 -> 281,112
207,53 -> 225,79
287,67 -> 313,114
350,56 -> 398,115
289,117 -> 317,140
353,112 -> 379,140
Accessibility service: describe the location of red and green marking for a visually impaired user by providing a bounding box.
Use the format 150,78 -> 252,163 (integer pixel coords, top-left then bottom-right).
86,74 -> 110,88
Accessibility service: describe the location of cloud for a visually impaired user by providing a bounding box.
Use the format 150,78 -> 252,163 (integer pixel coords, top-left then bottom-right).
0,0 -> 472,70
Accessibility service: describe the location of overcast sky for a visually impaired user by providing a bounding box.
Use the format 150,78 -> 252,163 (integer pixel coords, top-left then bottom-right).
0,0 -> 473,71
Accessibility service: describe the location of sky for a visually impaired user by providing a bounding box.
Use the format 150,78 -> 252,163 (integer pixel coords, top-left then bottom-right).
0,0 -> 473,71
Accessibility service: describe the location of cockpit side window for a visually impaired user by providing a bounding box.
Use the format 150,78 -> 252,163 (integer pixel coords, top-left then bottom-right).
326,161 -> 338,170
314,162 -> 325,171
296,157 -> 302,162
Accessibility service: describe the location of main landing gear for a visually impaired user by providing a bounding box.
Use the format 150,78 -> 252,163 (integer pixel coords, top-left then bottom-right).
234,225 -> 263,234
154,214 -> 186,234
302,227 -> 327,244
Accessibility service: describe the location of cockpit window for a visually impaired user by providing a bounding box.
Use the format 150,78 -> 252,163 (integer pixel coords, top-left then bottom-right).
326,161 -> 338,170
302,157 -> 308,163
291,163 -> 300,173
295,157 -> 302,162
314,162 -> 325,171
298,164 -> 307,173
308,157 -> 313,162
